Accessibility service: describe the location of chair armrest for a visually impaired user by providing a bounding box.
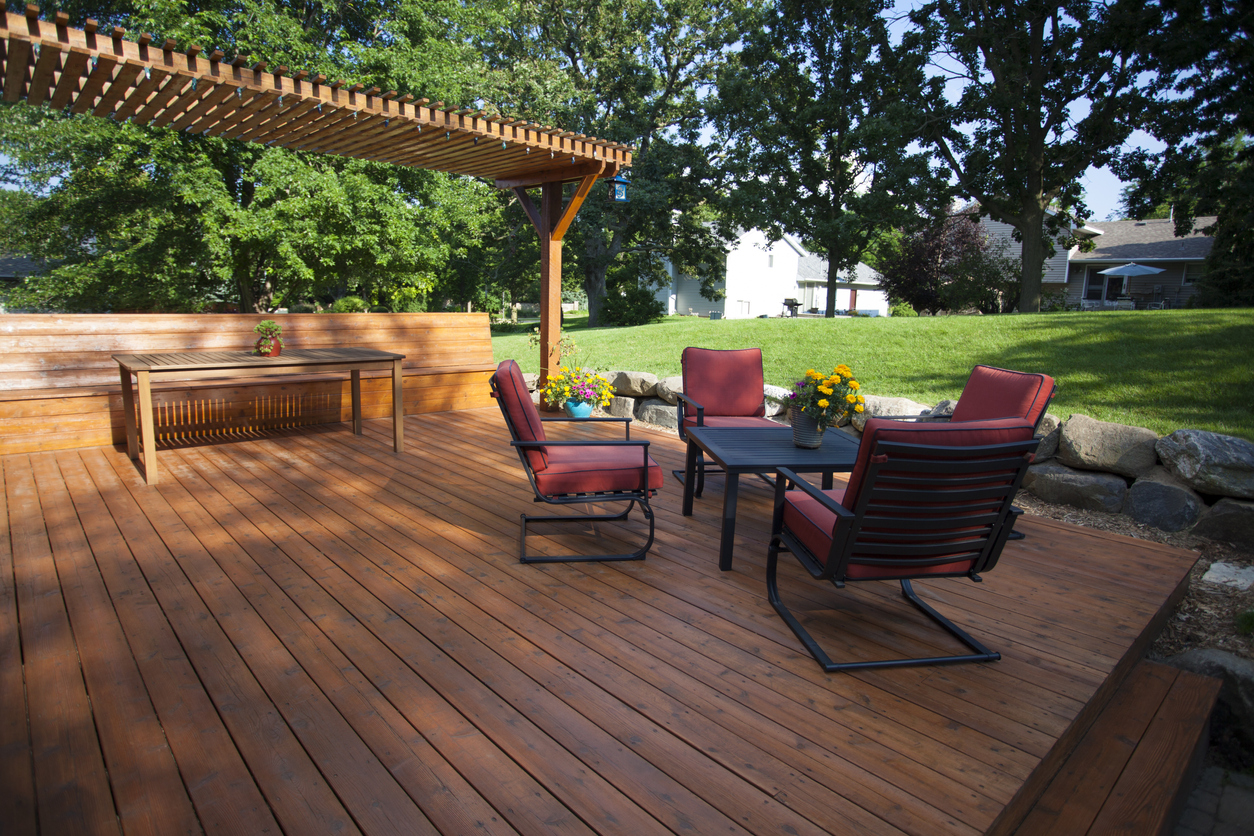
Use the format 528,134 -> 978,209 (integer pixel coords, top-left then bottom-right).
870,413 -> 951,423
675,391 -> 705,423
542,414 -> 632,438
511,439 -> 649,449
774,467 -> 855,519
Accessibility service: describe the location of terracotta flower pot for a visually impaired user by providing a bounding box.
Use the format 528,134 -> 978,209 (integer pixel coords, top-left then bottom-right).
255,337 -> 282,357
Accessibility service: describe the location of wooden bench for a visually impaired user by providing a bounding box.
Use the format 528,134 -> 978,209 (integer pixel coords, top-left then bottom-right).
1014,659 -> 1222,835
0,313 -> 497,455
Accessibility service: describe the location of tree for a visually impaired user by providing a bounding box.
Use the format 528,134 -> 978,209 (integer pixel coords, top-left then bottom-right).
491,0 -> 745,325
710,0 -> 947,317
0,0 -> 510,312
876,214 -> 1019,315
900,0 -> 1151,312
1115,0 -> 1254,307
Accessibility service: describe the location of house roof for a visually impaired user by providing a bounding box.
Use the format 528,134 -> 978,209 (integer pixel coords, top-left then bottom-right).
0,255 -> 43,279
1070,218 -> 1216,263
0,9 -> 630,187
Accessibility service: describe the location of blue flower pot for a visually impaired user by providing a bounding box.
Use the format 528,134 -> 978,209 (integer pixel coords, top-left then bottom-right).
564,400 -> 594,418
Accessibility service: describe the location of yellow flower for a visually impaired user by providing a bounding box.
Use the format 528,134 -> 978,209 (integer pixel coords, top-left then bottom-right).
854,404 -> 864,413
857,395 -> 865,404
817,399 -> 829,408
846,393 -> 857,403
848,380 -> 860,390
818,385 -> 833,395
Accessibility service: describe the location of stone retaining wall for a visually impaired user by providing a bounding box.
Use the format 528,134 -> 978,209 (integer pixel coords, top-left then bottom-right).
525,371 -> 1254,545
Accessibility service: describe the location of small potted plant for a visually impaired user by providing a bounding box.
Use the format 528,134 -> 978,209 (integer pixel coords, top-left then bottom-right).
540,366 -> 614,418
784,363 -> 864,447
253,320 -> 284,357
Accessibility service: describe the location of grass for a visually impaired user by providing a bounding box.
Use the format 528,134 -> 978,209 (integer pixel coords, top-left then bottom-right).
492,309 -> 1254,440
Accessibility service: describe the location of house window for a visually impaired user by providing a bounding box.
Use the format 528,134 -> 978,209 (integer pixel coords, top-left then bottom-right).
768,255 -> 774,269
738,300 -> 751,316
1183,263 -> 1205,286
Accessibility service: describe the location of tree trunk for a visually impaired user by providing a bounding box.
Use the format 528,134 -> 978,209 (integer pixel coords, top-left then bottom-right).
823,244 -> 839,317
1017,203 -> 1047,313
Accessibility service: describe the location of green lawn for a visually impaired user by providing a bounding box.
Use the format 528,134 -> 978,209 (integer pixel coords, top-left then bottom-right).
492,309 -> 1254,440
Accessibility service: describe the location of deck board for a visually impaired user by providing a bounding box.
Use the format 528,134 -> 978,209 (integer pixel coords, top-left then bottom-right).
2,407 -> 1200,836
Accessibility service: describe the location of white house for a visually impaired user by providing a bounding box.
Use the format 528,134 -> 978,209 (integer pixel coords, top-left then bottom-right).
654,229 -> 889,318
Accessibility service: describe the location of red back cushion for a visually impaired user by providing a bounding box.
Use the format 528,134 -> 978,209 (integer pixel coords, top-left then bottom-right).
950,365 -> 1055,427
842,417 -> 1037,510
681,347 -> 766,419
493,359 -> 548,471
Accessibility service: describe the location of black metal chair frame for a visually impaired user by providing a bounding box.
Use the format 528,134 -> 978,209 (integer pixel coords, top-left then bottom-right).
491,378 -> 656,564
673,390 -> 777,497
767,435 -> 1038,673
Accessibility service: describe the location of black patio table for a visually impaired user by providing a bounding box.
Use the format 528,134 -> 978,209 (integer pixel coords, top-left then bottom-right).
681,425 -> 861,571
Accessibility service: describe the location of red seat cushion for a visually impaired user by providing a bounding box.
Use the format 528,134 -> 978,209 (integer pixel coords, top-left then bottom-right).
681,347 -> 766,420
950,365 -> 1055,427
534,446 -> 664,497
493,359 -> 548,472
681,414 -> 779,433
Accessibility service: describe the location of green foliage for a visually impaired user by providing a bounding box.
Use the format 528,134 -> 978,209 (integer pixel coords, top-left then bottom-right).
877,215 -> 1019,315
493,0 -> 746,325
1116,1 -> 1253,307
493,309 -> 1254,440
252,319 -> 283,354
900,0 -> 1152,311
599,285 -> 666,327
712,0 -> 948,317
888,300 -> 918,317
1237,610 -> 1254,638
331,296 -> 369,313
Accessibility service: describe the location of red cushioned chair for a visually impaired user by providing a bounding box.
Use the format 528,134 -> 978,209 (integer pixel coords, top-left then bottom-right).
766,417 -> 1039,672
490,359 -> 664,563
675,347 -> 779,496
883,365 -> 1056,432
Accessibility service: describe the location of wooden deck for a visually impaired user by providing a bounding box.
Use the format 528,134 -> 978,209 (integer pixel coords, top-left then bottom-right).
1,408 -> 1200,836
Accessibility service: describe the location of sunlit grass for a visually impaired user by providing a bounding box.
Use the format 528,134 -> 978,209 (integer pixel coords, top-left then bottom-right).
493,309 -> 1254,440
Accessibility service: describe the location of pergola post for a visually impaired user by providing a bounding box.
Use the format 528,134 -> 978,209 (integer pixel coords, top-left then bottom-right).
538,182 -> 563,383
509,165 -> 609,388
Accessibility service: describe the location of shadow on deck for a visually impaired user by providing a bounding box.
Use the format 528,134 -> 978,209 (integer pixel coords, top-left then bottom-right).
0,408 -> 1200,835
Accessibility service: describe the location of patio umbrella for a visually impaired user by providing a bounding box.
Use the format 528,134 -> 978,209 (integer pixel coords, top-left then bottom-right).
1099,262 -> 1165,276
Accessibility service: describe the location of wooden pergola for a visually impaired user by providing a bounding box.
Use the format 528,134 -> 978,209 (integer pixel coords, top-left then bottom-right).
0,5 -> 631,380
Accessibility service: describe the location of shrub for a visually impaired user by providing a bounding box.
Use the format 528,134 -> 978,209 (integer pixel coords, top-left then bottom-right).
1040,288 -> 1069,312
288,302 -> 317,313
331,295 -> 369,313
889,300 -> 918,317
1237,609 -> 1254,637
600,285 -> 666,326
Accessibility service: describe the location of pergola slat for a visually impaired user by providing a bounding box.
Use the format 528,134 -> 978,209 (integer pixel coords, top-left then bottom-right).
0,12 -> 630,180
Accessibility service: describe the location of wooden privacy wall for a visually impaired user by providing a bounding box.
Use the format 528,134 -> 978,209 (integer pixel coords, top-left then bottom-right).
0,313 -> 496,454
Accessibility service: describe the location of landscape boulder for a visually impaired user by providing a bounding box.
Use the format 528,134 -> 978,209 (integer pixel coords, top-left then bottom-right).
607,395 -> 636,420
522,372 -> 539,391
1023,461 -> 1128,513
1156,429 -> 1254,500
853,395 -> 933,432
611,371 -> 659,398
1036,413 -> 1061,437
1057,414 -> 1159,478
1124,467 -> 1205,532
920,399 -> 957,422
1191,498 -> 1254,545
763,384 -> 792,417
1033,427 -> 1060,461
654,375 -> 683,405
635,398 -> 678,429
